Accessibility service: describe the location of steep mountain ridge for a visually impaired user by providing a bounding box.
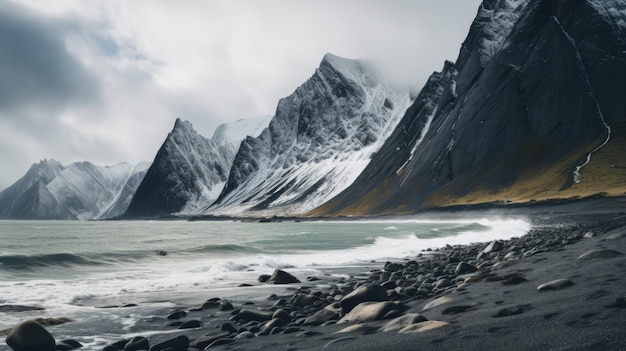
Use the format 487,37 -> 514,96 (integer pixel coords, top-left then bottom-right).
312,0 -> 626,216
123,117 -> 269,218
0,160 -> 149,219
205,53 -> 412,216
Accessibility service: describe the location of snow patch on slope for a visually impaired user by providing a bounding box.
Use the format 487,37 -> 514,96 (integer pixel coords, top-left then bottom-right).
477,0 -> 530,65
207,53 -> 411,216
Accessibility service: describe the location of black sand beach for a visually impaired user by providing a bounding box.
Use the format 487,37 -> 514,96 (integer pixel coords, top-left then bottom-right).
5,202 -> 626,351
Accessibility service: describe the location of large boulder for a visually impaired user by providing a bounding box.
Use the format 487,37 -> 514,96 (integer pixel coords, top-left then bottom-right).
340,283 -> 389,312
6,320 -> 55,351
339,301 -> 399,323
267,270 -> 300,284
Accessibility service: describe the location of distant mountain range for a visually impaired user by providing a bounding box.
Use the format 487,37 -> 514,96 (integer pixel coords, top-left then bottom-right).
0,160 -> 149,219
2,0 -> 624,220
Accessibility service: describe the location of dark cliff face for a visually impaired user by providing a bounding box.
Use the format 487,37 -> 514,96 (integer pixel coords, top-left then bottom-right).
313,0 -> 626,216
123,119 -> 235,218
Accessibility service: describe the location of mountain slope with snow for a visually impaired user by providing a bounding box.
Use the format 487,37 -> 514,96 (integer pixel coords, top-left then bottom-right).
123,117 -> 270,218
313,0 -> 626,216
0,160 -> 150,219
206,53 -> 411,216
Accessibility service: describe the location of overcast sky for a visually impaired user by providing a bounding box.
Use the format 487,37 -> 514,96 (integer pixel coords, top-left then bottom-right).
0,0 -> 482,190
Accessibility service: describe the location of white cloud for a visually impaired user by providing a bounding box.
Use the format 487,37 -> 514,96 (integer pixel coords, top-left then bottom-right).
0,0 -> 482,190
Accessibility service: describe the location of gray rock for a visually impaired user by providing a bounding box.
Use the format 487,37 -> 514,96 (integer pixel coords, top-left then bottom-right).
339,301 -> 399,323
177,320 -> 201,329
219,299 -> 234,311
192,331 -> 231,350
166,310 -> 186,320
455,262 -> 478,275
294,294 -> 319,306
234,331 -> 255,340
267,270 -> 300,284
340,283 -> 389,313
124,336 -> 149,351
149,335 -> 189,351
303,309 -> 340,326
577,249 -> 622,261
56,339 -> 82,351
272,309 -> 291,322
537,279 -> 574,291
6,320 -> 55,351
380,313 -> 428,332
260,318 -> 287,333
232,309 -> 273,322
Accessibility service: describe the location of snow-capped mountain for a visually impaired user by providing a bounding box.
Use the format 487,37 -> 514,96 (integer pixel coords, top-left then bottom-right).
123,117 -> 269,218
0,160 -> 150,219
205,53 -> 412,216
313,0 -> 626,216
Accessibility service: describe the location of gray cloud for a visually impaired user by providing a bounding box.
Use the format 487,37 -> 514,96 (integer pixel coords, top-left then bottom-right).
0,0 -> 482,190
0,1 -> 98,114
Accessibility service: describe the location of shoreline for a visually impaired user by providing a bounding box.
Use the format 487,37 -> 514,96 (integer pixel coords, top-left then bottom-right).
4,210 -> 625,350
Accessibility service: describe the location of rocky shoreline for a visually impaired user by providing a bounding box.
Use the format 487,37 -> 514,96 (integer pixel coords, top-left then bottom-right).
4,212 -> 626,351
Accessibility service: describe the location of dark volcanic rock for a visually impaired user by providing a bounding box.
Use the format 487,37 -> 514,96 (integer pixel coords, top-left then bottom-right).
149,335 -> 189,351
122,119 -> 236,218
577,249 -> 622,261
267,269 -> 300,284
314,0 -> 626,215
455,262 -> 478,275
537,279 -> 575,291
340,283 -> 389,313
6,320 -> 55,351
124,336 -> 149,351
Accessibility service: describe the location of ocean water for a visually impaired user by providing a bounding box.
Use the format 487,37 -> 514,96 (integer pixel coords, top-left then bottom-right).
0,218 -> 530,349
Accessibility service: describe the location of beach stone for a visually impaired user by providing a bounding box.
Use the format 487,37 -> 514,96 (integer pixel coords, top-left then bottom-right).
483,240 -> 503,254
177,319 -> 201,329
166,310 -> 186,320
102,346 -> 117,351
205,338 -> 234,349
272,309 -> 291,322
124,336 -> 149,351
234,331 -> 255,340
340,283 -> 389,313
258,274 -> 271,283
334,324 -> 375,334
455,262 -> 478,275
537,279 -> 574,291
294,294 -> 319,306
56,339 -> 82,350
267,270 -> 300,284
149,335 -> 189,351
233,309 -> 273,322
221,322 -> 238,334
398,321 -> 451,333
303,309 -> 340,326
260,318 -> 287,333
219,299 -> 233,311
192,331 -> 231,349
422,295 -> 454,311
339,301 -> 399,323
6,320 -> 55,351
380,313 -> 428,332
577,249 -> 622,261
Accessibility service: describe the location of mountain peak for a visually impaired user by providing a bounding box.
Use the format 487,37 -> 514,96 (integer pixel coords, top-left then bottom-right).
319,53 -> 375,84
